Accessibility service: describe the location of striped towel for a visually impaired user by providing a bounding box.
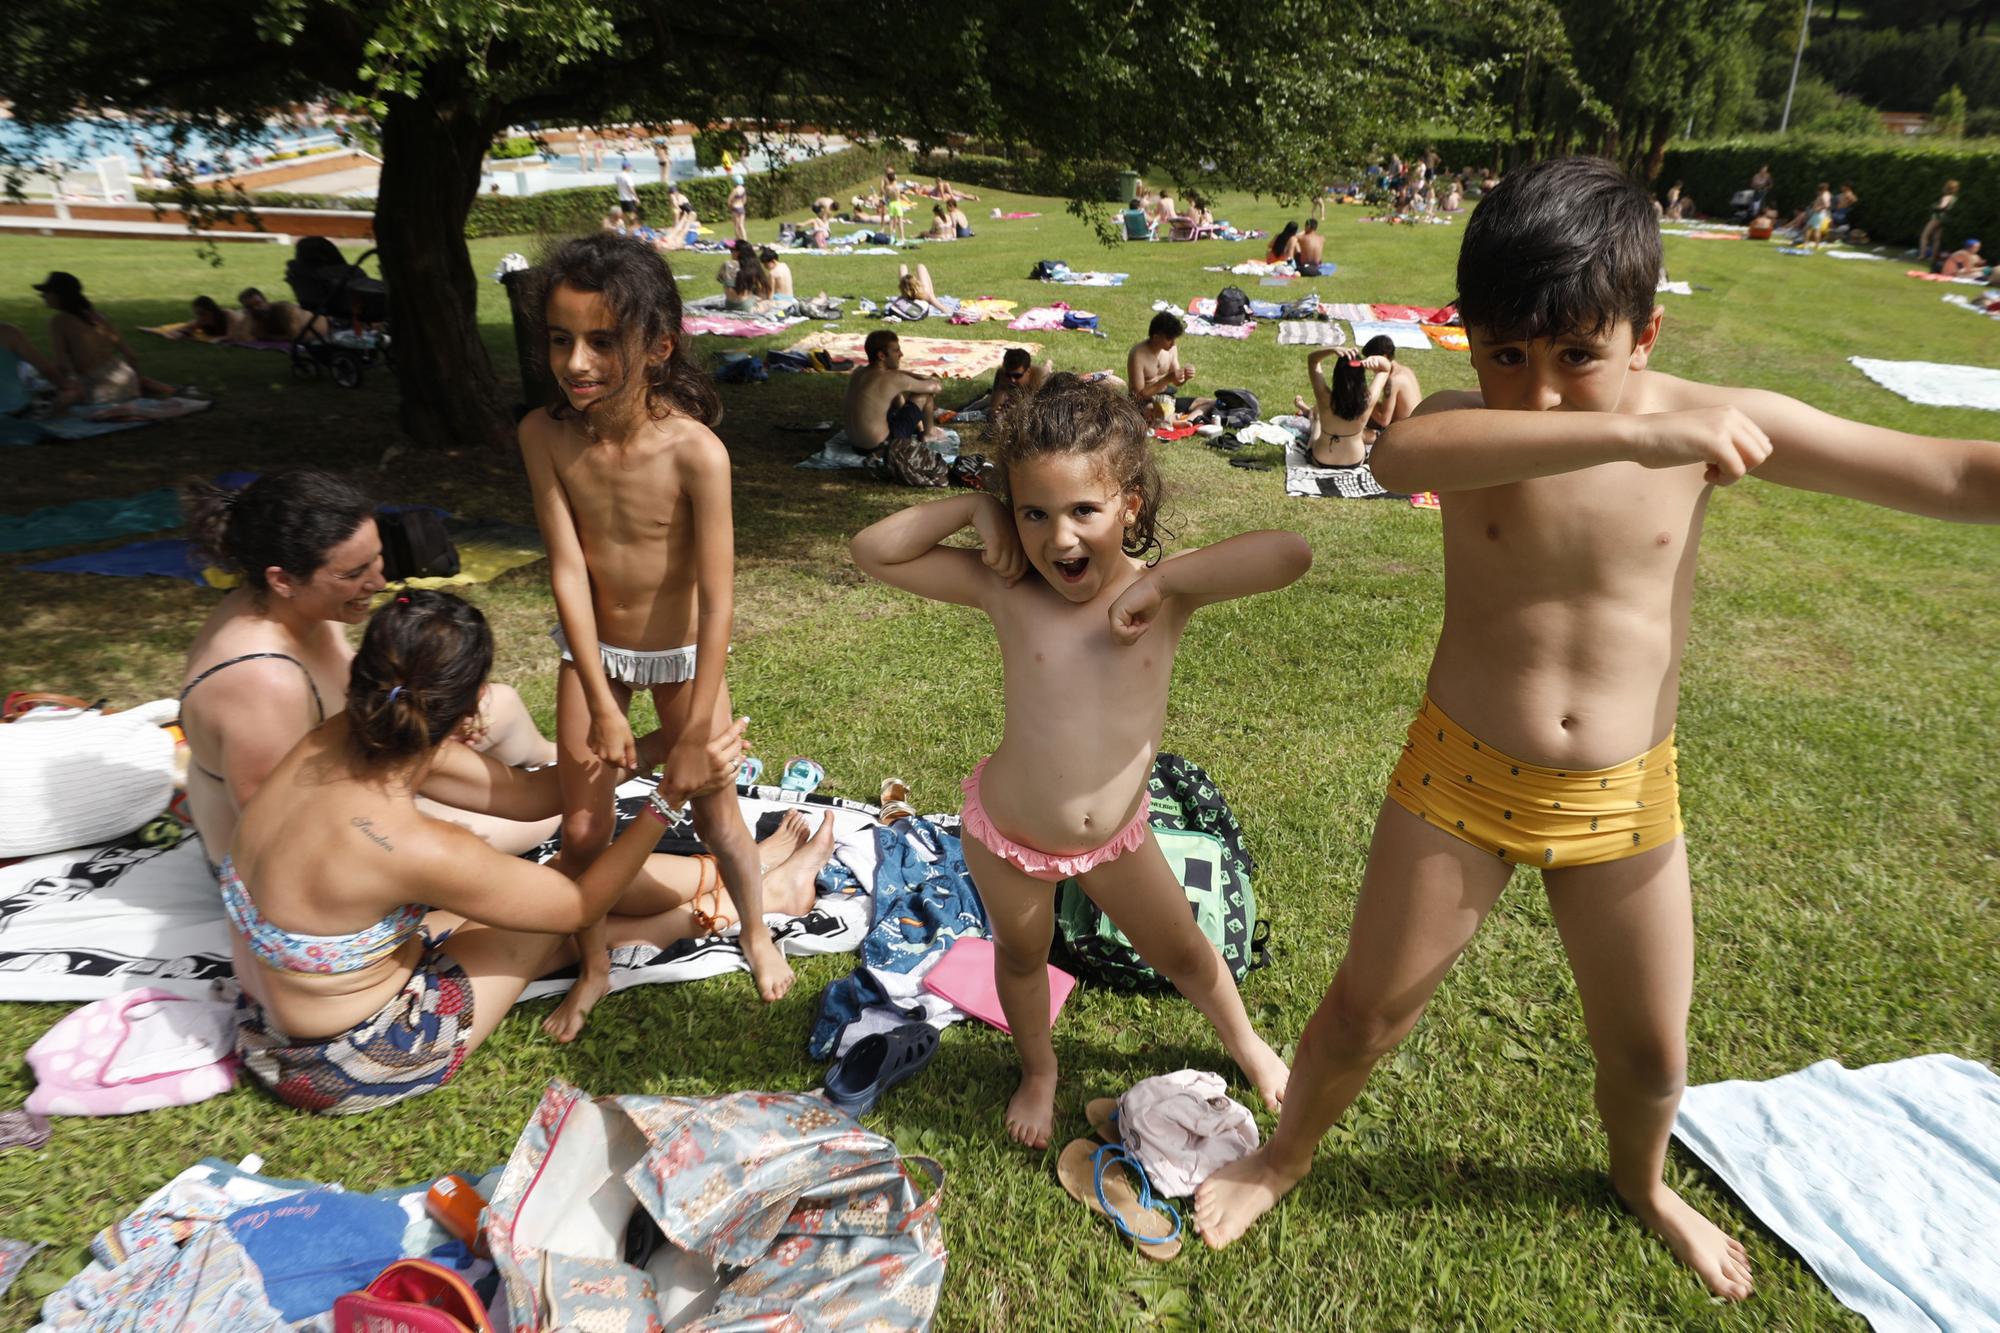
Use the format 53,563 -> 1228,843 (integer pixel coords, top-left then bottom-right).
1278,321 -> 1345,346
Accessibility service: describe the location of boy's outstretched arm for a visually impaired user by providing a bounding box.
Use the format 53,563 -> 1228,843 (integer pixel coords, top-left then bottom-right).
850,493 -> 1025,607
1732,388 -> 2000,523
1372,392 -> 1775,493
1109,531 -> 1312,644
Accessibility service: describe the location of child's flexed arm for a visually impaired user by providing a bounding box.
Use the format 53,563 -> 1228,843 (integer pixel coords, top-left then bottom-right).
520,418 -> 634,767
851,493 -> 1027,604
1109,531 -> 1312,644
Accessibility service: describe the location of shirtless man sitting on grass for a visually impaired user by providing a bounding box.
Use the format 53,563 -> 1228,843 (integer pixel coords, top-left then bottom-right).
1361,335 -> 1423,440
844,330 -> 945,456
1127,312 -> 1213,425
1193,156 -> 2000,1305
1294,218 -> 1327,276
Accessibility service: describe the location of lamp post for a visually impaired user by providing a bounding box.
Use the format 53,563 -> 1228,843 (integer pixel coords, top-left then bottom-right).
1779,0 -> 1815,133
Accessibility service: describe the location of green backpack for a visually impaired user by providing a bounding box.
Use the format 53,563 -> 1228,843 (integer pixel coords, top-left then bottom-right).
1053,753 -> 1270,991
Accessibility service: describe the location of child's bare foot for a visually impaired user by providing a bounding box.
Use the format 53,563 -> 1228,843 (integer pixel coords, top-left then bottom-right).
1616,1180 -> 1754,1301
756,810 -> 811,870
763,814 -> 835,916
1193,1143 -> 1310,1249
1005,1068 -> 1059,1149
1229,1033 -> 1291,1111
543,960 -> 610,1043
742,928 -> 795,1003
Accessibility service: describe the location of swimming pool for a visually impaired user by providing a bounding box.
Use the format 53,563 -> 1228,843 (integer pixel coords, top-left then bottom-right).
0,118 -> 342,174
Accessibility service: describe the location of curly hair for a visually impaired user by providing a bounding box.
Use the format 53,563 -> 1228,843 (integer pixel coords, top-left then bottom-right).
521,232 -> 721,427
991,373 -> 1165,563
345,590 -> 494,765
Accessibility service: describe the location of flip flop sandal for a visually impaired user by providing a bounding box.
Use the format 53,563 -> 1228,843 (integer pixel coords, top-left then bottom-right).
821,1021 -> 941,1117
737,755 -> 766,787
780,756 -> 826,795
1056,1139 -> 1182,1262
1085,1096 -> 1122,1143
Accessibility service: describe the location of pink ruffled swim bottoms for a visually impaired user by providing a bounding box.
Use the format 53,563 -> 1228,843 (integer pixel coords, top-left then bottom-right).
960,755 -> 1150,883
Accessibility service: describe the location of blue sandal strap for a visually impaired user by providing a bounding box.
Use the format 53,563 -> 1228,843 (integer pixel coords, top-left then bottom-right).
1091,1143 -> 1183,1247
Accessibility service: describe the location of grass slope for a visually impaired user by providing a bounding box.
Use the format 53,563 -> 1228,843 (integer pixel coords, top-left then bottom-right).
0,190 -> 1996,1330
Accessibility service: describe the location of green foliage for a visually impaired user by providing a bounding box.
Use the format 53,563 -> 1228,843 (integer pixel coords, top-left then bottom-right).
1659,133 -> 2000,242
486,136 -> 538,161
692,128 -> 750,171
1932,84 -> 1970,138
1969,105 -> 2000,136
1806,27 -> 2000,112
1780,75 -> 1888,136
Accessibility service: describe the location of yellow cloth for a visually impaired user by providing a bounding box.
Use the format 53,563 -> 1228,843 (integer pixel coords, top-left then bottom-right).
1387,695 -> 1681,868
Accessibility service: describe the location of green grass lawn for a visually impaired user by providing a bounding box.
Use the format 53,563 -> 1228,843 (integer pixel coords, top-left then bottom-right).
1,186 -> 1997,1330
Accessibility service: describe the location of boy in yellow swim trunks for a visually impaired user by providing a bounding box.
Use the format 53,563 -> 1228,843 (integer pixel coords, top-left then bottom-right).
1194,157 -> 2000,1297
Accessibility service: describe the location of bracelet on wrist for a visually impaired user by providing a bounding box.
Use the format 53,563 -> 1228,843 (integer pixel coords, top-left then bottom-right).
645,788 -> 680,825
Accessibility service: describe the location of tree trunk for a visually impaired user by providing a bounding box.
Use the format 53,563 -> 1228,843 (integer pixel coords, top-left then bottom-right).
375,87 -> 512,452
1644,115 -> 1673,183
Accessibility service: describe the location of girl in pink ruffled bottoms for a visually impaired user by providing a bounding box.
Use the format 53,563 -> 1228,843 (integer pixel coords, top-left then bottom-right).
851,374 -> 1311,1150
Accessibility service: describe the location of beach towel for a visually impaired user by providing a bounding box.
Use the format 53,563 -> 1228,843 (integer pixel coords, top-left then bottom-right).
0,399 -> 208,447
1371,303 -> 1454,325
25,536 -> 223,584
1668,230 -> 1743,240
999,211 -> 1041,219
1421,324 -> 1469,352
1943,293 -> 2000,320
1656,279 -> 1695,294
1181,316 -> 1256,340
1848,357 -> 2000,411
1204,260 -> 1296,277
1278,321 -> 1346,346
1904,270 -> 1990,285
1047,271 -> 1128,287
1349,321 -> 1431,351
784,331 -> 1032,379
1325,302 -> 1375,323
1006,305 -> 1073,331
795,430 -> 875,471
27,518 -> 544,587
684,312 -> 807,337
950,297 -> 1018,324
1825,249 -> 1885,261
1285,441 -> 1404,500
0,487 -> 182,555
140,325 -> 291,353
1673,1055 -> 2000,1333
0,782 -> 875,1005
390,522 -> 545,591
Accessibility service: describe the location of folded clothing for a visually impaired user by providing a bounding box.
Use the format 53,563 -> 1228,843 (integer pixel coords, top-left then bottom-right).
1118,1070 -> 1259,1197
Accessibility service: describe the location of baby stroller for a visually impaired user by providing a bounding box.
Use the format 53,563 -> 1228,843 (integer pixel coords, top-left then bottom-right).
285,236 -> 392,389
1727,189 -> 1762,224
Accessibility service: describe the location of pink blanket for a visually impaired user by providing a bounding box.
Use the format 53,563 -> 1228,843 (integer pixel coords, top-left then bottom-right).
685,313 -> 803,337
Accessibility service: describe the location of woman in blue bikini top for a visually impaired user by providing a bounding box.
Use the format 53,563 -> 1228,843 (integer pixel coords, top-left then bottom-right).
226,589 -> 748,1051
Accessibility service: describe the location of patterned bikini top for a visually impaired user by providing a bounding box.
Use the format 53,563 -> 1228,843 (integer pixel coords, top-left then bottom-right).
219,855 -> 427,976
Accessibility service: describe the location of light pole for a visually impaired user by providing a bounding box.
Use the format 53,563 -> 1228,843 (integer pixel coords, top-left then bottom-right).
1779,0 -> 1815,133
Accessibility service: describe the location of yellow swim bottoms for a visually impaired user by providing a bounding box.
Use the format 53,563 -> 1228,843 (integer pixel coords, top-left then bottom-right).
1387,695 -> 1682,868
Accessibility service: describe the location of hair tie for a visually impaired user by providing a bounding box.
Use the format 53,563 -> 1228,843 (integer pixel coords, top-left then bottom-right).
387,685 -> 406,703
396,595 -> 410,604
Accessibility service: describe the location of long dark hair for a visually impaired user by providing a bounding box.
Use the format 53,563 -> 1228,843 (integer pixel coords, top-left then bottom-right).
523,232 -> 721,427
993,373 -> 1165,563
346,590 -> 493,765
184,468 -> 375,593
1330,354 -> 1367,421
1270,221 -> 1299,258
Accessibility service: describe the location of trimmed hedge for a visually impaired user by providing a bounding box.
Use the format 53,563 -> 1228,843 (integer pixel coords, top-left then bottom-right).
136,186 -> 376,214
1659,135 -> 2000,246
465,142 -> 908,237
908,151 -> 1125,202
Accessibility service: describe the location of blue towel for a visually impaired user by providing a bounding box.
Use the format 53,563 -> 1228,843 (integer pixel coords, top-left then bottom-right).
26,536 -> 211,582
226,1188 -> 408,1323
0,487 -> 182,554
1673,1054 -> 2000,1331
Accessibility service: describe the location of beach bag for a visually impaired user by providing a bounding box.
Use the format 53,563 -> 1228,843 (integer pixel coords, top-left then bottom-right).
1061,310 -> 1100,331
1054,753 -> 1270,991
1028,259 -> 1068,281
885,296 -> 930,322
1212,388 -> 1260,429
1213,286 -> 1250,326
0,697 -> 179,857
334,1259 -> 492,1332
377,508 -> 460,582
484,1081 -> 947,1331
869,231 -> 893,245
880,438 -> 951,489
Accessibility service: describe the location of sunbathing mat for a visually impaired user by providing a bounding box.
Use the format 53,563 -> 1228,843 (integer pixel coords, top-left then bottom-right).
1849,357 -> 2000,411
1943,293 -> 2000,320
391,522 -> 546,590
1285,441 -> 1406,500
141,324 -> 291,352
785,332 -> 1035,378
1349,321 -> 1432,351
0,782 -> 878,1004
0,486 -> 182,555
0,397 -> 210,447
1277,321 -> 1346,346
1673,1055 -> 2000,1332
